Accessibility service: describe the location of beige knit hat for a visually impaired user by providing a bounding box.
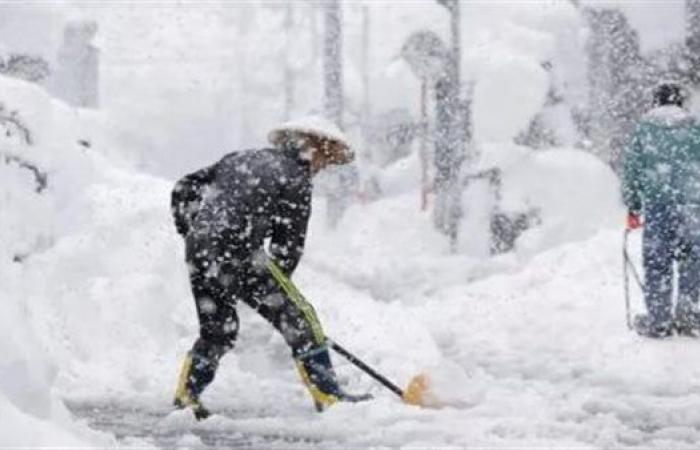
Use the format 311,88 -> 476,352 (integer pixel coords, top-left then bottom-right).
268,115 -> 354,163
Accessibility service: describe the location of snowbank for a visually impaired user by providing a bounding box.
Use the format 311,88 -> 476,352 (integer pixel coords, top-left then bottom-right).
466,143 -> 623,256
0,276 -> 105,446
0,75 -> 122,446
22,168 -> 193,407
339,140 -> 622,282
471,54 -> 549,143
0,391 -> 90,448
462,1 -> 581,143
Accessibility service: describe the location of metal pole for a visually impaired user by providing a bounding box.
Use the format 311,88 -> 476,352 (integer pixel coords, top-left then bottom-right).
420,80 -> 429,211
284,1 -> 295,121
323,0 -> 343,127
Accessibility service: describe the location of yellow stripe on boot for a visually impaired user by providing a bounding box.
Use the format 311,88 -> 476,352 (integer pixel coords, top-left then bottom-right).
295,361 -> 338,412
173,353 -> 194,408
173,353 -> 210,419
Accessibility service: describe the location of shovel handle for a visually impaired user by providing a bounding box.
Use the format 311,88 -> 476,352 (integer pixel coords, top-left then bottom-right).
328,339 -> 405,398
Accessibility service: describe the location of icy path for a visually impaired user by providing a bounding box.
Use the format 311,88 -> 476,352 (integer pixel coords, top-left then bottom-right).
63,229 -> 700,448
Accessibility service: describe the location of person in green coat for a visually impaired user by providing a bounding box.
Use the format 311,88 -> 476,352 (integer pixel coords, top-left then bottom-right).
622,83 -> 700,338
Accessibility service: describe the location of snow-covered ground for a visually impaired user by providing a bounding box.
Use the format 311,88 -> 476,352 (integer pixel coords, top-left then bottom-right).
28,198 -> 700,448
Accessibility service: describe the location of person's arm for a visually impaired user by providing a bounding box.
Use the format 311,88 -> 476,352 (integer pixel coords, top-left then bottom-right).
622,127 -> 645,219
171,164 -> 217,236
269,180 -> 312,276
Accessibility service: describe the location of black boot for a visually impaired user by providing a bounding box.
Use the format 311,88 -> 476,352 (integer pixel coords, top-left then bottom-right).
674,302 -> 700,337
633,314 -> 673,338
173,340 -> 225,420
173,351 -> 211,420
295,346 -> 372,412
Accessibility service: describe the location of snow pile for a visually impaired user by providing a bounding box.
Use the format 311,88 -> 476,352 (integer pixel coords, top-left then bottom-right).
0,76 -> 114,445
0,264 -> 101,447
469,49 -> 550,143
319,142 -> 622,300
363,0 -> 597,258
466,143 -> 623,255
0,158 -> 52,259
464,1 -> 582,144
0,75 -> 192,404
24,168 -> 188,398
473,58 -> 549,143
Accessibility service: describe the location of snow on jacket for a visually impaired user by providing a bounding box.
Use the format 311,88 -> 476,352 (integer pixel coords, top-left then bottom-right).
622,106 -> 700,214
171,145 -> 311,275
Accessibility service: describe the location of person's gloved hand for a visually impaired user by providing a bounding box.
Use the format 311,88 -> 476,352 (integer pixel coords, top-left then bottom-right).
627,212 -> 643,230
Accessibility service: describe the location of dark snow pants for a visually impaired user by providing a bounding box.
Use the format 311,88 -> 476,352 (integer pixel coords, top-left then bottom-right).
183,232 -> 322,397
643,204 -> 700,326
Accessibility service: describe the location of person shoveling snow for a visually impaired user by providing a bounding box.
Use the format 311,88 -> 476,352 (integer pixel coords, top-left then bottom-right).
170,116 -> 371,419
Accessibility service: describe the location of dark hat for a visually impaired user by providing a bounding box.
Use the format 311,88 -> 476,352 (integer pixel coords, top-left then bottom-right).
653,83 -> 685,107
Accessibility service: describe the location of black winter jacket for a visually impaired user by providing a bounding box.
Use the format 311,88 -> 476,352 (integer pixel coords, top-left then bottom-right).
171,147 -> 312,275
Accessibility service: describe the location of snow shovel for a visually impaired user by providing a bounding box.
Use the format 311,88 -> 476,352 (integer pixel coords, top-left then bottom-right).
623,229 -> 644,330
326,338 -> 436,407
267,260 -> 437,408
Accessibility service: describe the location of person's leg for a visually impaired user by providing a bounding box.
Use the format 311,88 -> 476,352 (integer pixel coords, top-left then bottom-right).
174,235 -> 240,416
675,209 -> 700,333
639,206 -> 675,335
243,261 -> 369,410
185,303 -> 239,400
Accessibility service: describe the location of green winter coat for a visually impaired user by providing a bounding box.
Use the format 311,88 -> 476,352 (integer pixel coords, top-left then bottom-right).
622,106 -> 700,214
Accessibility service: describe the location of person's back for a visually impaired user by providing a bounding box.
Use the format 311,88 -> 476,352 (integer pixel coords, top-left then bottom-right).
625,104 -> 700,211
191,147 -> 311,269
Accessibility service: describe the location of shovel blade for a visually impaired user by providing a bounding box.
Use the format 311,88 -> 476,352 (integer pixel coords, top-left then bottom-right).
402,373 -> 440,408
